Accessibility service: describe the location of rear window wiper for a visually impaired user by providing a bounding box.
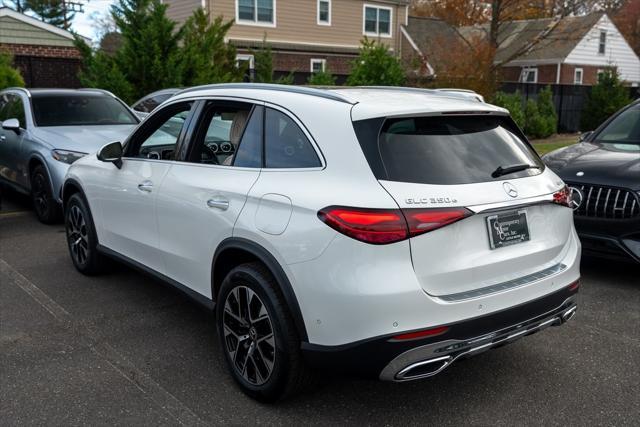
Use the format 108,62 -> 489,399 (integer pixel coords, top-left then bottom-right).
491,163 -> 540,178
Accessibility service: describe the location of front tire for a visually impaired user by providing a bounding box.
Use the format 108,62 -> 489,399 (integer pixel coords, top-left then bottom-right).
65,193 -> 106,275
216,262 -> 314,402
30,164 -> 61,224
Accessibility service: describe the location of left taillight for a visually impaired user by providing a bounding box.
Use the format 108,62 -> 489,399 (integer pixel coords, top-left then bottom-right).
552,185 -> 572,207
317,206 -> 473,245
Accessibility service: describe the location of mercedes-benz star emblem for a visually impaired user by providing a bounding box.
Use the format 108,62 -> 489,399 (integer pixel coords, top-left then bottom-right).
503,182 -> 518,198
576,171 -> 585,177
569,187 -> 583,210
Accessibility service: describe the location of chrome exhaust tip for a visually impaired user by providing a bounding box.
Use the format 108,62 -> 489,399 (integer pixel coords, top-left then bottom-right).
561,306 -> 577,323
395,355 -> 452,381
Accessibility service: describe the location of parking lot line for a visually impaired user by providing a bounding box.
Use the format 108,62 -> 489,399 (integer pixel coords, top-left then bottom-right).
0,258 -> 208,427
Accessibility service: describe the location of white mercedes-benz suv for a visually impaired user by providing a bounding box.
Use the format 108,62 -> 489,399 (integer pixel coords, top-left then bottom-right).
62,84 -> 581,402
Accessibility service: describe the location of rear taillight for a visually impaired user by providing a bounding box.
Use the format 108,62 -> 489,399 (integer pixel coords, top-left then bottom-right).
552,185 -> 572,207
317,206 -> 473,244
568,279 -> 580,291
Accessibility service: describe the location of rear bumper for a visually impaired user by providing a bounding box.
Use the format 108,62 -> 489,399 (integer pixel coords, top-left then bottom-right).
301,284 -> 579,380
574,216 -> 640,263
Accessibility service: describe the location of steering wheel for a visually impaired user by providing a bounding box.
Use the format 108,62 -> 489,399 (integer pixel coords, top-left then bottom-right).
201,144 -> 219,164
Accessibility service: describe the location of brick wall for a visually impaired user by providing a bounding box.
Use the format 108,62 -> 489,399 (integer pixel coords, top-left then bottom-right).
501,63 -> 609,86
1,43 -> 82,88
238,49 -> 355,76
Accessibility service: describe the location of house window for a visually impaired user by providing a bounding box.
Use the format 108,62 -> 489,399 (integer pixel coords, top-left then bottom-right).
318,0 -> 331,26
363,5 -> 392,37
520,67 -> 538,83
236,54 -> 255,82
310,59 -> 326,73
598,30 -> 606,55
237,0 -> 275,26
574,68 -> 583,85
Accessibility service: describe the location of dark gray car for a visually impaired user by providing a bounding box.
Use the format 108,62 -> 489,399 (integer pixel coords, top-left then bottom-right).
0,88 -> 139,223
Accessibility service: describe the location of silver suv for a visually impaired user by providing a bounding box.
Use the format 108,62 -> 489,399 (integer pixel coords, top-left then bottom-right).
0,88 -> 138,223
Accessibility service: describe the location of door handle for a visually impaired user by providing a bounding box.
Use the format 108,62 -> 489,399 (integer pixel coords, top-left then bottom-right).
207,198 -> 229,211
0,135 -> 5,142
137,180 -> 153,192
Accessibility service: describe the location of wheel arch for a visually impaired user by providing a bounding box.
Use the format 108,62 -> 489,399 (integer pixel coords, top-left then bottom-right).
61,178 -> 87,211
27,154 -> 52,190
212,238 -> 309,342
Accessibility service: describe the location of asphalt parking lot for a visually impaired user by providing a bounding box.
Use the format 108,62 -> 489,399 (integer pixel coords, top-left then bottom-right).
1,190 -> 639,426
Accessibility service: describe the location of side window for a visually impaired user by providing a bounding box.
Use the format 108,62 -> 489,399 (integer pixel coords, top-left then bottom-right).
0,93 -> 9,122
129,102 -> 193,160
5,95 -> 27,128
188,101 -> 259,167
264,108 -> 321,168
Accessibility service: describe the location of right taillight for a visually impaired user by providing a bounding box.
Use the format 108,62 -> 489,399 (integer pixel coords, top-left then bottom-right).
552,185 -> 572,207
318,206 -> 473,244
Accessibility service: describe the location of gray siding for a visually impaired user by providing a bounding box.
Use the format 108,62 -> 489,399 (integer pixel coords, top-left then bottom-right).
0,16 -> 74,47
163,0 -> 202,25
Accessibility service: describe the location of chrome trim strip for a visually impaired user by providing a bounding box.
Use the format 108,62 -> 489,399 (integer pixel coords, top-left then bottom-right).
433,263 -> 567,302
381,298 -> 578,382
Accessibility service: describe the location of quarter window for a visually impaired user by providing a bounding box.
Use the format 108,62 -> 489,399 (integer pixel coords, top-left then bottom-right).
265,108 -> 321,168
364,5 -> 392,37
237,0 -> 274,26
318,0 -> 331,25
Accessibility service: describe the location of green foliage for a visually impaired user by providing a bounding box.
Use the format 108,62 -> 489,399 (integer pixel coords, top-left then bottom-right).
0,50 -> 25,89
581,69 -> 631,131
76,39 -> 134,102
492,91 -> 525,129
307,70 -> 336,86
492,87 -> 557,138
179,9 -> 243,86
111,0 -> 182,102
26,0 -> 74,29
347,38 -> 405,86
251,38 -> 293,84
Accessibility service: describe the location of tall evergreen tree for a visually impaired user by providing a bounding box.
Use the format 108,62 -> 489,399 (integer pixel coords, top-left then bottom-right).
3,0 -> 30,13
26,0 -> 75,29
180,9 -> 244,86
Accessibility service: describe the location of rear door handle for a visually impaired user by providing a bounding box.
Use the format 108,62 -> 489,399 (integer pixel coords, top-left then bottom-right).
0,135 -> 6,142
137,180 -> 153,192
207,198 -> 229,211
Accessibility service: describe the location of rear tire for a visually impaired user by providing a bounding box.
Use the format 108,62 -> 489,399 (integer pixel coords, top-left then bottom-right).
216,262 -> 315,402
30,164 -> 61,224
65,193 -> 106,275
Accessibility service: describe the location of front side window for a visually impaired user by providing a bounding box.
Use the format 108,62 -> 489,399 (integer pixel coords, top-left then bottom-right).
4,95 -> 26,128
0,93 -> 9,122
265,108 -> 321,168
32,94 -> 138,126
356,115 -> 543,185
237,0 -> 274,25
318,0 -> 330,25
129,102 -> 193,160
364,5 -> 391,36
596,105 -> 640,144
599,30 -> 606,54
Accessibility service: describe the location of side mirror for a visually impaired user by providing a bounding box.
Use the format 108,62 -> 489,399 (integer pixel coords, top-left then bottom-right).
579,131 -> 593,142
97,141 -> 123,169
2,118 -> 21,134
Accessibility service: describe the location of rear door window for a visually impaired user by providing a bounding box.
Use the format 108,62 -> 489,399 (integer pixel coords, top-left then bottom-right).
356,115 -> 543,185
264,108 -> 321,168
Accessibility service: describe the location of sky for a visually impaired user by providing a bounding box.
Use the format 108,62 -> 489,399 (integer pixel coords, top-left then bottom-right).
72,0 -> 115,41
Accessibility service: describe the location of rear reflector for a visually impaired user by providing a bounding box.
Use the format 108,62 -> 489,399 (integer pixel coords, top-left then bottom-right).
568,279 -> 580,291
318,206 -> 473,244
552,185 -> 572,208
391,326 -> 449,341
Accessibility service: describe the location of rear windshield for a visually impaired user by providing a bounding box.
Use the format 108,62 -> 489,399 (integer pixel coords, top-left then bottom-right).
354,115 -> 543,185
32,94 -> 138,126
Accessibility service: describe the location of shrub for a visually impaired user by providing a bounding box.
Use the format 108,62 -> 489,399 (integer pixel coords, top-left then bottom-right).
251,38 -> 294,84
0,50 -> 25,89
581,69 -> 631,131
307,70 -> 336,86
492,91 -> 525,129
531,86 -> 557,138
347,38 -> 405,86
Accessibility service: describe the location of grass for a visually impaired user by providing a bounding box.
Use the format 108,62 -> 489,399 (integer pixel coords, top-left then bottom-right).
530,134 -> 579,156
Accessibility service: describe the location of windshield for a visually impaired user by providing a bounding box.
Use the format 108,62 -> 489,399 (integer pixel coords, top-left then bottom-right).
596,105 -> 640,144
357,115 -> 543,185
32,94 -> 138,126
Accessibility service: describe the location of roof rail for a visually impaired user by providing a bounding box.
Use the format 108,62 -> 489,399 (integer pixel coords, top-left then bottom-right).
358,86 -> 484,102
3,87 -> 31,97
175,83 -> 354,104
